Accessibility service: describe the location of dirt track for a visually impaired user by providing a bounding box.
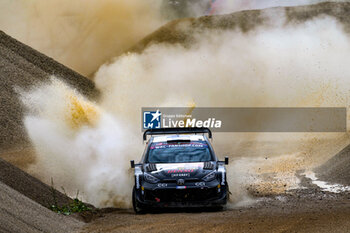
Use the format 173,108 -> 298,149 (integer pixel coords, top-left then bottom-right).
81,207 -> 350,233
1,146 -> 349,233
2,147 -> 349,233
80,174 -> 350,233
81,182 -> 350,233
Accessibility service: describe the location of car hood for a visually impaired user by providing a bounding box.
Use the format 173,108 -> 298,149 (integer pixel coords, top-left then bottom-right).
147,162 -> 214,180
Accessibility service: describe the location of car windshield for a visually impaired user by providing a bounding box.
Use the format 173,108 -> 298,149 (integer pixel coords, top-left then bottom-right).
147,141 -> 212,163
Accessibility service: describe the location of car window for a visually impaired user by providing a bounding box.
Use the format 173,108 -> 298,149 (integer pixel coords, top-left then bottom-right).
147,141 -> 212,163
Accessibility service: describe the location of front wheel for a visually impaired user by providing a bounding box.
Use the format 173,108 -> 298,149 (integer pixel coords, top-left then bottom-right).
132,187 -> 145,214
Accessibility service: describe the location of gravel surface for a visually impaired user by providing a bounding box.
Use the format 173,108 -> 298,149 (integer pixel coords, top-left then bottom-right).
316,144 -> 350,186
0,181 -> 82,233
0,157 -> 72,209
81,181 -> 350,233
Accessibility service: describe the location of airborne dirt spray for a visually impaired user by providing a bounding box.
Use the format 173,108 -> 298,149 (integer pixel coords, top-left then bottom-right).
20,79 -> 138,207
20,4 -> 350,207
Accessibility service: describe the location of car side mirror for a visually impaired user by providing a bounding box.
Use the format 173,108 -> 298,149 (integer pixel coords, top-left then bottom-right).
224,157 -> 229,165
130,160 -> 135,168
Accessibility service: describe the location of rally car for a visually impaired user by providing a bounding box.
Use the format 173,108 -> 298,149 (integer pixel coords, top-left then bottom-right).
130,127 -> 229,213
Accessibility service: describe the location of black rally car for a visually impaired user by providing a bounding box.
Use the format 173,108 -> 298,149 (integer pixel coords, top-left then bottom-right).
130,127 -> 229,212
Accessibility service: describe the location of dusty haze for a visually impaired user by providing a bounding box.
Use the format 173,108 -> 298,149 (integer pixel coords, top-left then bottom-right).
17,2 -> 350,208
0,0 -> 164,77
94,13 -> 350,202
0,0 -> 335,77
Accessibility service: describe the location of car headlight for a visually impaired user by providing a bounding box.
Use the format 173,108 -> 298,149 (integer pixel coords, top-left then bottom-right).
202,171 -> 216,182
144,173 -> 159,183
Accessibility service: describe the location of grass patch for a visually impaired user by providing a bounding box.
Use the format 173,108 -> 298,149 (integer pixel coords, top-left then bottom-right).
49,178 -> 91,215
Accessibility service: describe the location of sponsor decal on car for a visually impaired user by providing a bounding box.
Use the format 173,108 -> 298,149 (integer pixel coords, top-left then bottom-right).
150,142 -> 208,150
167,169 -> 194,173
171,173 -> 190,177
155,162 -> 204,172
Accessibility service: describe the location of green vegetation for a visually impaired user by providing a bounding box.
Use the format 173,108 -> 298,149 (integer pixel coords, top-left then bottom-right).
50,197 -> 91,216
49,178 -> 91,216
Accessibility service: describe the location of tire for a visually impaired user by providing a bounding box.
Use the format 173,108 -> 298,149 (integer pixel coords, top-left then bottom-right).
132,187 -> 145,214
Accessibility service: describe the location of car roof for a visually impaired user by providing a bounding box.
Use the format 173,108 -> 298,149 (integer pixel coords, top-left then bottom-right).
151,134 -> 206,143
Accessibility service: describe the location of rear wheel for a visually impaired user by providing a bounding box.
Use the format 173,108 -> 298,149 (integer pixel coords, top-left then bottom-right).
132,187 -> 145,214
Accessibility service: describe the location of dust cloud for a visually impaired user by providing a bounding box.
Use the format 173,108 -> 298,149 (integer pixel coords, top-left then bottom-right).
0,0 -> 163,77
20,79 -> 137,207
20,3 -> 350,207
95,15 -> 350,202
0,0 -> 334,77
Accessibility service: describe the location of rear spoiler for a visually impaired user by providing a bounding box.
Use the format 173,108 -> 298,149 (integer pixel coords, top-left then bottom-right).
143,127 -> 212,141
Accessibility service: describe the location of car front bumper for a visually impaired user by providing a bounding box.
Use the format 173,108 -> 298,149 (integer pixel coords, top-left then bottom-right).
134,180 -> 228,208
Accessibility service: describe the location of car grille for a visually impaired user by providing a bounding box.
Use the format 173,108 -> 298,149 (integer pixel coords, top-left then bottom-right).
144,187 -> 219,202
162,178 -> 199,183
